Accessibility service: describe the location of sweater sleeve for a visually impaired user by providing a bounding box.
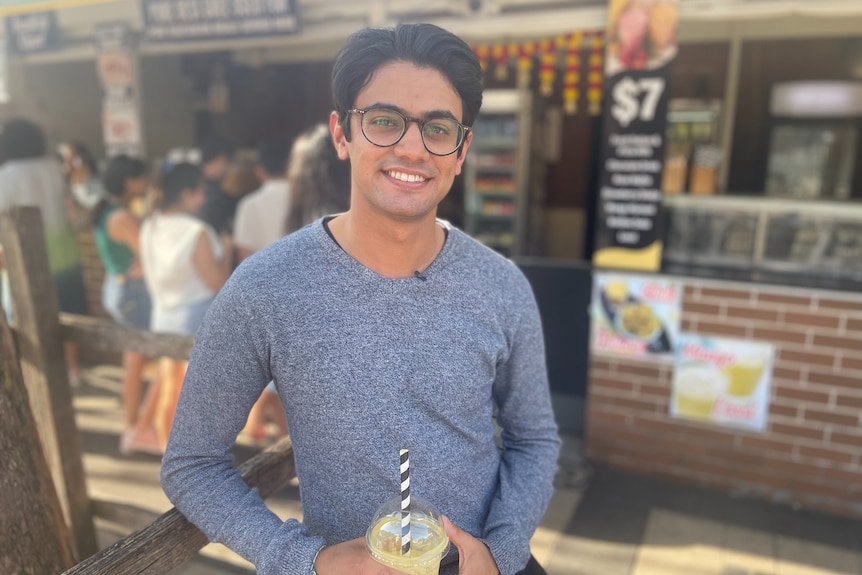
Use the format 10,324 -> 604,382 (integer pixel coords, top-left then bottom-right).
481,281 -> 561,575
160,273 -> 326,575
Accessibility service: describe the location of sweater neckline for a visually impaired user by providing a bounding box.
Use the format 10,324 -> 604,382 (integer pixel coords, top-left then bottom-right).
317,216 -> 456,283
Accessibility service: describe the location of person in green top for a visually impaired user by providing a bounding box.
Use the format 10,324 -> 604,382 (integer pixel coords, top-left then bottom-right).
94,155 -> 161,456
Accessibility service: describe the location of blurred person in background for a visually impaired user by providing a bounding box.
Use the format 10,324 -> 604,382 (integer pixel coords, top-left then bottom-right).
233,138 -> 290,264
95,154 -> 162,455
0,118 -> 88,387
58,141 -> 105,211
196,135 -> 237,235
140,162 -> 233,450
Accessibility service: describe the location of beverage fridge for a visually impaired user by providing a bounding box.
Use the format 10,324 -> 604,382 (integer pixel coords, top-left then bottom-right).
464,89 -> 542,257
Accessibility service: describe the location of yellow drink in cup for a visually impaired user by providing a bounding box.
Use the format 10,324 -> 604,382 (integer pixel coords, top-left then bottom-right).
674,366 -> 726,420
723,355 -> 765,398
366,496 -> 449,575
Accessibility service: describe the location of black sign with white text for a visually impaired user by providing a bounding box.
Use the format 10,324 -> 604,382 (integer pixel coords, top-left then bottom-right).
142,0 -> 299,42
593,0 -> 679,272
6,12 -> 58,55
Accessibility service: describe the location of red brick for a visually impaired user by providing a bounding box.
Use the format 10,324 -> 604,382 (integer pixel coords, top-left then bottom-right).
797,445 -> 855,464
700,287 -> 752,301
586,408 -> 631,428
835,393 -> 862,410
818,298 -> 862,313
847,318 -> 862,333
775,386 -> 831,404
770,422 -> 825,441
770,402 -> 799,418
830,431 -> 862,448
820,466 -> 862,485
616,362 -> 663,380
682,319 -> 697,332
705,445 -> 765,467
739,436 -> 794,454
803,408 -> 859,427
590,358 -> 615,373
753,327 -> 807,346
590,394 -> 664,413
683,301 -> 722,316
785,312 -> 841,330
733,468 -> 792,490
807,370 -> 861,390
812,334 -> 862,352
591,375 -> 636,393
640,383 -> 669,398
841,356 -> 862,371
756,292 -> 814,308
772,366 -> 804,382
696,320 -> 748,338
778,349 -> 835,367
683,285 -> 699,298
726,306 -> 781,322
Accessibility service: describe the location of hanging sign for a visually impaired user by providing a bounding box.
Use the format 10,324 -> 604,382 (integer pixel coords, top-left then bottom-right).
141,0 -> 300,42
671,335 -> 774,431
593,0 -> 679,271
95,23 -> 142,157
5,11 -> 58,54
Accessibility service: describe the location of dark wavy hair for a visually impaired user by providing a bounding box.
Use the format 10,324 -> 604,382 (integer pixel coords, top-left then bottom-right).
92,154 -> 149,225
160,163 -> 203,209
283,124 -> 351,235
0,118 -> 46,161
331,23 -> 483,143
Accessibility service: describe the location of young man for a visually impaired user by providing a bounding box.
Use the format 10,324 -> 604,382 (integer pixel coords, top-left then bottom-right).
233,138 -> 291,264
161,23 -> 560,575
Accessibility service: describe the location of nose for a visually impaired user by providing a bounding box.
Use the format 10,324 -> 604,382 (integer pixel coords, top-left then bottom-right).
393,121 -> 429,159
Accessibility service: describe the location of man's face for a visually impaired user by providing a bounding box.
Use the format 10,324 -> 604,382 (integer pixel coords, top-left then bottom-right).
331,61 -> 472,223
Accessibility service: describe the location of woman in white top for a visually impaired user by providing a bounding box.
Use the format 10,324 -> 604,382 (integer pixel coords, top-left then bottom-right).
140,162 -> 232,449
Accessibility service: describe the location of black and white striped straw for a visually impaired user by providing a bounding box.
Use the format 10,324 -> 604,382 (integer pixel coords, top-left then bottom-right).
399,448 -> 412,555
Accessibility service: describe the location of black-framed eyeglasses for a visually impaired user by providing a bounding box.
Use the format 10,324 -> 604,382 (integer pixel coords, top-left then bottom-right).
346,107 -> 471,156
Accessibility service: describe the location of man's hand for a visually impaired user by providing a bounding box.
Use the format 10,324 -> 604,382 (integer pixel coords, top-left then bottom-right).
314,537 -> 410,575
442,516 -> 500,575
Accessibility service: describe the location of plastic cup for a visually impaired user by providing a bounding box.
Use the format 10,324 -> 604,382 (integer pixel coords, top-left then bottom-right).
675,365 -> 726,419
366,496 -> 449,575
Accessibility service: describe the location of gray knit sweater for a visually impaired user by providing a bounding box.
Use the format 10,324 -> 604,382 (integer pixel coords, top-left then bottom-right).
160,220 -> 560,575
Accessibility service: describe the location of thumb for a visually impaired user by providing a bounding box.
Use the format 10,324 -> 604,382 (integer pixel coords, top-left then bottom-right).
441,515 -> 466,548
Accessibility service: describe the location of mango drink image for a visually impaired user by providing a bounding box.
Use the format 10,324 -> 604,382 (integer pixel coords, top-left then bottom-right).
674,365 -> 727,419
723,354 -> 766,398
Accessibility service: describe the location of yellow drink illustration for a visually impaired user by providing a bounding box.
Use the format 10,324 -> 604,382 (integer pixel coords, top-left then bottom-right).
723,356 -> 765,398
674,366 -> 726,420
367,514 -> 449,575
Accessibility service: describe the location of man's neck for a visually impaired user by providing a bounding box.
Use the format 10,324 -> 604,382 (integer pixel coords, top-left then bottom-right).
328,210 -> 444,279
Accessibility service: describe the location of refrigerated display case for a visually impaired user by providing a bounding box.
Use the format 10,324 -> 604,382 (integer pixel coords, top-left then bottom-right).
464,89 -> 539,257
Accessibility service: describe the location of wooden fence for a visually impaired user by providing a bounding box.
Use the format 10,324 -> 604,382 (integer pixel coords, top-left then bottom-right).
1,207 -> 297,574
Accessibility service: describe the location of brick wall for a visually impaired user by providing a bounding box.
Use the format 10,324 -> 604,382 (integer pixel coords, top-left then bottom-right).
585,278 -> 862,518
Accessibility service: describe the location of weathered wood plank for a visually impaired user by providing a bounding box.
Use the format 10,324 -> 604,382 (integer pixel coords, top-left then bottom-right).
62,437 -> 297,575
58,313 -> 195,360
0,206 -> 96,560
0,298 -> 76,573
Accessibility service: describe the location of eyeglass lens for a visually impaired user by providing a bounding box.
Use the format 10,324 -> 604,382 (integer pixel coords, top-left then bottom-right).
360,109 -> 463,155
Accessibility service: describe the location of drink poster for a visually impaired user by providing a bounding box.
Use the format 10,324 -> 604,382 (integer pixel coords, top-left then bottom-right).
591,272 -> 681,362
593,0 -> 680,271
672,335 -> 774,431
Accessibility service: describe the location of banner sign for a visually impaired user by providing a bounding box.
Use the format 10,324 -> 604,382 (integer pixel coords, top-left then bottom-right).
671,335 -> 774,431
95,23 -> 142,157
591,272 -> 681,362
141,0 -> 299,42
5,11 -> 58,54
593,0 -> 679,271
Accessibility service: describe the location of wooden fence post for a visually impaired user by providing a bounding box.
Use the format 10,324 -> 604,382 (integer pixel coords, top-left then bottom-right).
0,206 -> 97,560
0,300 -> 76,573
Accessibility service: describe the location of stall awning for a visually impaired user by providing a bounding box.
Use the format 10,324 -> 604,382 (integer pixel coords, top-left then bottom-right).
0,0 -> 120,17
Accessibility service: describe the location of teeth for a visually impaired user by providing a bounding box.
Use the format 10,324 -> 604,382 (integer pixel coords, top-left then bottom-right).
387,170 -> 426,183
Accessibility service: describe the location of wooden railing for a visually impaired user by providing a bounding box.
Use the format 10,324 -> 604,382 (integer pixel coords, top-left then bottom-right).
0,207 -> 297,574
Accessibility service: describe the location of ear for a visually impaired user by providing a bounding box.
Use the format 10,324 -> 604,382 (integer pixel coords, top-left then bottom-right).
454,130 -> 473,176
330,111 -> 350,161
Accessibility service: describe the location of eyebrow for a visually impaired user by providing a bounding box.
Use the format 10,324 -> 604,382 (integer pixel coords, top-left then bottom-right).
363,103 -> 461,122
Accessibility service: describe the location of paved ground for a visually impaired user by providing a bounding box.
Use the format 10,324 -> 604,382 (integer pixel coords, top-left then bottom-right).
73,365 -> 861,574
